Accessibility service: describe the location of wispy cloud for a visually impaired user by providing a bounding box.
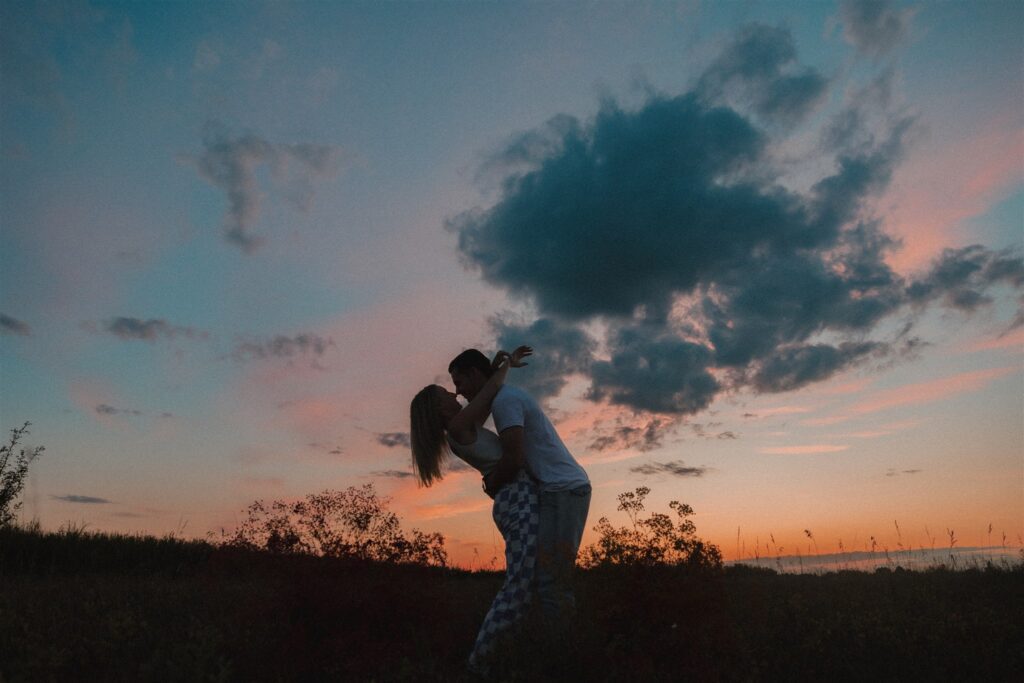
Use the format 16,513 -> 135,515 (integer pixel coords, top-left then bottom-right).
371,469 -> 413,479
230,333 -> 334,364
91,317 -> 208,342
375,432 -> 411,449
413,498 -> 491,520
759,445 -> 849,454
965,326 -> 1024,353
848,366 -> 1017,415
52,494 -> 112,504
95,404 -> 143,417
748,406 -> 815,418
838,0 -> 916,58
183,122 -> 342,253
629,460 -> 709,477
589,417 -> 676,453
801,415 -> 852,426
0,313 -> 31,336
697,23 -> 829,126
886,468 -> 922,477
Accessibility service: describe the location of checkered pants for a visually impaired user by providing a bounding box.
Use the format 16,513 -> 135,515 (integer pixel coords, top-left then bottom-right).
469,470 -> 539,667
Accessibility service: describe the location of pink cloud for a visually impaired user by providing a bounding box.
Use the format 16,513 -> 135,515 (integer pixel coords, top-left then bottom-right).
751,405 -> 814,417
759,444 -> 850,454
964,327 -> 1024,353
816,377 -> 874,396
800,415 -> 852,426
411,498 -> 492,520
884,112 -> 1023,272
848,366 -> 1017,415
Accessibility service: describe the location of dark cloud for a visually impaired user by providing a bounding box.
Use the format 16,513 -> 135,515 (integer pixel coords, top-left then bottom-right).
371,469 -> 413,479
96,404 -> 144,417
886,468 -> 923,477
906,246 -> 1024,312
100,317 -> 206,342
839,0 -> 915,57
821,69 -> 897,154
376,432 -> 411,449
451,23 -> 1021,421
697,23 -> 829,125
230,333 -> 334,363
185,122 -> 342,253
453,89 -> 771,321
750,341 -> 885,393
689,423 -> 738,440
629,460 -> 709,478
589,417 -> 675,453
52,494 -> 112,504
0,313 -> 31,336
492,316 -> 596,401
588,326 -> 719,414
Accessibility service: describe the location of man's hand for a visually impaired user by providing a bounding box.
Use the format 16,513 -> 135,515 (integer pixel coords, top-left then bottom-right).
483,472 -> 500,499
485,426 -> 525,498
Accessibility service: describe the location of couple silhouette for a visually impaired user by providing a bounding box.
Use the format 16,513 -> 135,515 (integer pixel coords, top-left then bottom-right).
410,346 -> 592,672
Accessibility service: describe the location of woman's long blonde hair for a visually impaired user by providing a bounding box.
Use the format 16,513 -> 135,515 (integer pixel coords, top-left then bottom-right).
410,385 -> 450,486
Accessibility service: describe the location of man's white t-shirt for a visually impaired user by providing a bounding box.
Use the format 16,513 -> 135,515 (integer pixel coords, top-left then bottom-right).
491,385 -> 590,492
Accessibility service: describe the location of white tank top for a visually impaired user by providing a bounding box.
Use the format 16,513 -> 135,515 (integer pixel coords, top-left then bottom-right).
446,427 -> 503,477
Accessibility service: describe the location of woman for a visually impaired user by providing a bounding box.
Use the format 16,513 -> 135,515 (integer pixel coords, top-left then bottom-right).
409,345 -> 535,671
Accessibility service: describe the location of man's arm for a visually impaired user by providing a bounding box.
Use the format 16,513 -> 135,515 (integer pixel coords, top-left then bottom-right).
485,426 -> 525,496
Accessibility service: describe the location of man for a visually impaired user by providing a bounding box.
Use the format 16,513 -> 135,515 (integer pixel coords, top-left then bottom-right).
449,349 -> 591,620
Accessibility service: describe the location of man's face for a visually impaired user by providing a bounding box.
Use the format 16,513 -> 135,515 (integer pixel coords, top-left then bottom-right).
450,368 -> 485,401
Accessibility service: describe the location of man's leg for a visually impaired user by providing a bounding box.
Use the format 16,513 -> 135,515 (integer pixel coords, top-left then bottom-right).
536,483 -> 592,620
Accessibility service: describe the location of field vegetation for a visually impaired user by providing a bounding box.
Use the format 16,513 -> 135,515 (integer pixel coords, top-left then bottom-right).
2,483 -> 1022,681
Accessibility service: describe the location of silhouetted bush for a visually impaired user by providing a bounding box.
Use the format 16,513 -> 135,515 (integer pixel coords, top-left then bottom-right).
0,422 -> 44,528
218,483 -> 448,567
580,486 -> 722,570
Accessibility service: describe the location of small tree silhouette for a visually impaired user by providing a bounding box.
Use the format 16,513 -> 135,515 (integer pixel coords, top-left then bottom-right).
0,422 -> 45,528
580,486 -> 722,570
219,483 -> 447,567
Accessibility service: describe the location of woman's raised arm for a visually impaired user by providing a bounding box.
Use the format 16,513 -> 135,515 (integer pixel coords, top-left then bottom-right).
446,346 -> 531,435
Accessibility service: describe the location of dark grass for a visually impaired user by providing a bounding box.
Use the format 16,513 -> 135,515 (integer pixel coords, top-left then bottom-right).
2,525 -> 1022,682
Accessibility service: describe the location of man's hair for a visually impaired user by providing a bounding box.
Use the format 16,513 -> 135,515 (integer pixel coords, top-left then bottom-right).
448,349 -> 494,378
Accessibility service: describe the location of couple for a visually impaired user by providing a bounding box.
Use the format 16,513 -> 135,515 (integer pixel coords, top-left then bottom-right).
409,346 -> 591,670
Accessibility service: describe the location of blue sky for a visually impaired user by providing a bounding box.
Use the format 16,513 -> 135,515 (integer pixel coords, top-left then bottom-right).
1,0 -> 1021,566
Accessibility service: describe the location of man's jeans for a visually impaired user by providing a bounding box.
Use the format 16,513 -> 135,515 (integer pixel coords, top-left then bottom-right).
536,483 -> 592,620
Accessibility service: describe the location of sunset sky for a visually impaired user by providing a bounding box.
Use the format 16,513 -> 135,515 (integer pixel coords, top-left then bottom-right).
2,0 -> 1021,568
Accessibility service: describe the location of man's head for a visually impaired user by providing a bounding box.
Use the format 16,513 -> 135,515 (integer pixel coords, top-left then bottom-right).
448,349 -> 494,400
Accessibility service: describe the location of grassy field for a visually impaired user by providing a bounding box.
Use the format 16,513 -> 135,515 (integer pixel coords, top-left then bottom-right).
2,524 -> 1022,682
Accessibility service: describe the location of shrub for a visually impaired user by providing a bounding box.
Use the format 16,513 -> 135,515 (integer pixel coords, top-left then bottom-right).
580,486 -> 722,570
0,422 -> 44,528
217,483 -> 448,567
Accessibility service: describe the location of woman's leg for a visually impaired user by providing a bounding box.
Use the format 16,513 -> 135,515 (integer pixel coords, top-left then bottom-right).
468,471 -> 539,667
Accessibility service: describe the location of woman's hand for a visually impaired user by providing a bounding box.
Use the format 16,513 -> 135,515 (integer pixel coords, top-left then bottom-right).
509,345 -> 532,368
491,345 -> 531,371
